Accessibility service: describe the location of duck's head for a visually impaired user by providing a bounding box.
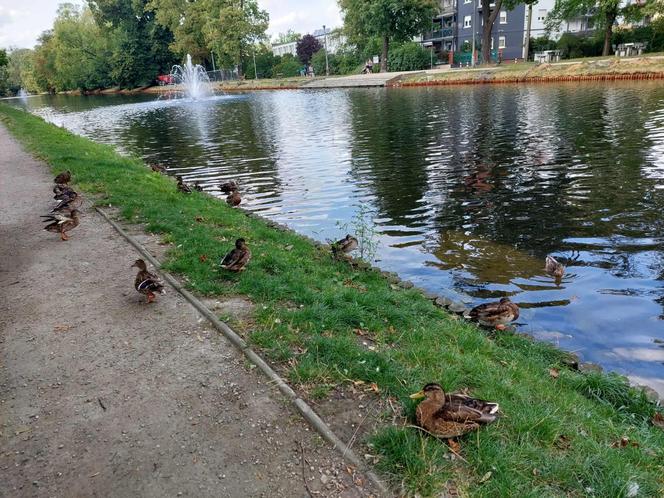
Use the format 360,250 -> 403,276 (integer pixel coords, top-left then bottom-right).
131,258 -> 147,270
235,238 -> 247,249
410,383 -> 445,401
499,297 -> 512,304
176,175 -> 183,182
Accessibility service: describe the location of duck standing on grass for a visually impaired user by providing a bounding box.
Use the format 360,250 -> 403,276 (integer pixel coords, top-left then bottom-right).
150,163 -> 167,174
410,383 -> 500,438
545,255 -> 565,279
332,234 -> 358,258
131,259 -> 165,303
41,209 -> 80,241
220,238 -> 251,271
53,170 -> 71,185
469,297 -> 520,330
176,176 -> 193,194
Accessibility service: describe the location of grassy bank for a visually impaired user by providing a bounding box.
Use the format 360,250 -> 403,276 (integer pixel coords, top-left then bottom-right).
1,103 -> 663,496
398,56 -> 664,87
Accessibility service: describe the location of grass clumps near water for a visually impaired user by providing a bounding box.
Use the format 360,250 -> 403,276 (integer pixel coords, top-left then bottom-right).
1,103 -> 663,497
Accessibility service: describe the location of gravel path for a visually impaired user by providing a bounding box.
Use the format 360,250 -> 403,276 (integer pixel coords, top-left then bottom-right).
0,124 -> 379,498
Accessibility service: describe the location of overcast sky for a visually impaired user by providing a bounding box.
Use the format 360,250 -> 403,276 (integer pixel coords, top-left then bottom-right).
0,0 -> 343,50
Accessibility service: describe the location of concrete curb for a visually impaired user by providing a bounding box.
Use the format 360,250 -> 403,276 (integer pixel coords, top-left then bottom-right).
94,206 -> 390,496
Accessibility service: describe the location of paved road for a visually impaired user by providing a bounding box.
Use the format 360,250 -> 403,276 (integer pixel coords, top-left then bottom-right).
0,124 -> 378,498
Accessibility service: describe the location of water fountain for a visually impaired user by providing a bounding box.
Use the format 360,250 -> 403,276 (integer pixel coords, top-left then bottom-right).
18,88 -> 29,102
170,54 -> 212,100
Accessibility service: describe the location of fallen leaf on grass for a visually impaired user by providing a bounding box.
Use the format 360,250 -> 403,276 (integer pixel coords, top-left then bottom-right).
478,471 -> 492,484
53,324 -> 71,333
199,254 -> 208,263
611,436 -> 638,448
532,468 -> 540,476
549,368 -> 560,379
194,216 -> 206,223
284,245 -> 293,251
652,412 -> 664,430
369,382 -> 379,394
555,434 -> 571,450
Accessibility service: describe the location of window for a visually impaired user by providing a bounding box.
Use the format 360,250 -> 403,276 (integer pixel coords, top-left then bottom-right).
537,9 -> 547,21
498,36 -> 506,49
464,15 -> 472,28
500,11 -> 507,24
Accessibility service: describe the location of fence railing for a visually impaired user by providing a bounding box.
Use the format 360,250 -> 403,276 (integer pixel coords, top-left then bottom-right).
206,69 -> 239,82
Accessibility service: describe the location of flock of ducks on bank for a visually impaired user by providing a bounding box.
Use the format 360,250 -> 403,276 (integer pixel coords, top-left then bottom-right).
43,166 -> 568,439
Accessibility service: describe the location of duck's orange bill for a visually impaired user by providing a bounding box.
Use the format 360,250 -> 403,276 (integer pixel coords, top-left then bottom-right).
409,390 -> 425,399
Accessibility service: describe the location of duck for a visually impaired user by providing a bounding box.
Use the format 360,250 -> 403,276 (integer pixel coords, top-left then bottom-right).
220,238 -> 251,271
193,182 -> 204,192
469,297 -> 519,330
176,176 -> 192,194
52,190 -> 81,212
131,259 -> 165,303
41,209 -> 80,241
53,170 -> 71,185
226,190 -> 241,206
545,255 -> 565,279
410,383 -> 499,438
219,181 -> 238,194
150,163 -> 167,174
332,234 -> 359,257
53,184 -> 75,198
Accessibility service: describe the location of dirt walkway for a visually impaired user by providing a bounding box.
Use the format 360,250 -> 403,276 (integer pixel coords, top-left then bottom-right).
0,124 -> 379,497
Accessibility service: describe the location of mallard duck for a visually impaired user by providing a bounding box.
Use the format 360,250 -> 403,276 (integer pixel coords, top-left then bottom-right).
53,184 -> 75,198
53,170 -> 71,185
41,209 -> 80,241
226,190 -> 241,206
52,190 -> 80,212
332,234 -> 359,257
469,297 -> 519,330
176,176 -> 192,194
220,238 -> 251,271
545,255 -> 565,279
131,259 -> 165,303
219,181 -> 238,194
150,163 -> 167,174
410,383 -> 499,438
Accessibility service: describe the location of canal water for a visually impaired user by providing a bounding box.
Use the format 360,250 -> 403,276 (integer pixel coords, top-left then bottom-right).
17,83 -> 664,394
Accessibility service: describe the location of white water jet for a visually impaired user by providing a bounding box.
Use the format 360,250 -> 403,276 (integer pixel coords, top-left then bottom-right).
170,54 -> 211,100
18,88 -> 29,102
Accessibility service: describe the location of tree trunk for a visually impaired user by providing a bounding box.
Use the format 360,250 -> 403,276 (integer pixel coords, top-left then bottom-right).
381,35 -> 389,72
602,12 -> 617,56
523,3 -> 533,60
481,0 -> 503,64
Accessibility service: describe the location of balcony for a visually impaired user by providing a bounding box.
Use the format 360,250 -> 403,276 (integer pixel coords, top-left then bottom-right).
438,1 -> 455,16
423,27 -> 455,41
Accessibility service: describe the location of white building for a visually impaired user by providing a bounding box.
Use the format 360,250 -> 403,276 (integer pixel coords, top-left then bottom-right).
271,28 -> 346,57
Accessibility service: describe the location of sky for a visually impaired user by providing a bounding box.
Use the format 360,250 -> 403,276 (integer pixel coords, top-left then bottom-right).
0,0 -> 343,50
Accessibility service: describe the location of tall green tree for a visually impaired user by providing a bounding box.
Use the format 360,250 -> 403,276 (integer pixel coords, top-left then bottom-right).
546,0 -> 642,55
146,0 -> 210,62
339,0 -> 436,72
0,49 -> 8,68
274,29 -> 301,44
88,0 -> 176,87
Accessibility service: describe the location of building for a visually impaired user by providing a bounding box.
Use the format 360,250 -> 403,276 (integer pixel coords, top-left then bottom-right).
271,28 -> 346,57
420,0 -> 600,63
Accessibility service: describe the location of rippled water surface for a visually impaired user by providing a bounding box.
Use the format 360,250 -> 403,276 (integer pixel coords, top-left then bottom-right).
19,85 -> 664,392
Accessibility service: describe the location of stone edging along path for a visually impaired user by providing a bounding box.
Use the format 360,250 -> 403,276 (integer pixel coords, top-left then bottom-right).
94,207 -> 391,496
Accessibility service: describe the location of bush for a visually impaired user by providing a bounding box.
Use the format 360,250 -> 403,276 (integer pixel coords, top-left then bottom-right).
272,53 -> 303,78
245,49 -> 279,79
387,42 -> 431,71
612,25 -> 664,53
311,49 -> 333,76
530,36 -> 557,56
556,33 -> 603,59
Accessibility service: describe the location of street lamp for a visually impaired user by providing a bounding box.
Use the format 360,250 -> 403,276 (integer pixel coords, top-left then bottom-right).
322,24 -> 329,76
471,0 -> 476,67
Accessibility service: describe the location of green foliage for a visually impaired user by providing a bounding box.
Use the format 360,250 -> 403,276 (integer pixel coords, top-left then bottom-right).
387,41 -> 431,71
2,104 -> 664,497
296,34 -> 322,64
529,36 -> 557,54
0,49 -> 8,67
556,32 -> 603,59
613,25 -> 664,53
339,0 -> 437,70
245,44 -> 279,79
311,49 -> 331,76
272,55 -> 302,77
274,29 -> 301,45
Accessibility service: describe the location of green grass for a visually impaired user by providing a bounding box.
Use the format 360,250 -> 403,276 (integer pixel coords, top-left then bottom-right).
2,103 -> 663,496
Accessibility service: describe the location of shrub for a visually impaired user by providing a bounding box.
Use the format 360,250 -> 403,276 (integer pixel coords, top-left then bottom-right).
272,54 -> 303,77
387,42 -> 431,71
556,33 -> 603,59
311,49 -> 333,76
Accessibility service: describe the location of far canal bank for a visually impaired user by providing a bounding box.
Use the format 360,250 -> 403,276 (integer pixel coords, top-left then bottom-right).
1,103 -> 663,497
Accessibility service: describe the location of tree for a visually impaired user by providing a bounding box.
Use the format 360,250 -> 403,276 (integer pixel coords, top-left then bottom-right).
0,49 -> 8,67
546,0 -> 638,56
146,0 -> 210,61
296,34 -> 322,64
339,0 -> 436,72
479,0 -> 512,63
87,0 -> 176,87
274,29 -> 301,44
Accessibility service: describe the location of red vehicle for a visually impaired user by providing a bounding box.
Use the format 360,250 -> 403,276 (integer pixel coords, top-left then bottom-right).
156,74 -> 174,86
